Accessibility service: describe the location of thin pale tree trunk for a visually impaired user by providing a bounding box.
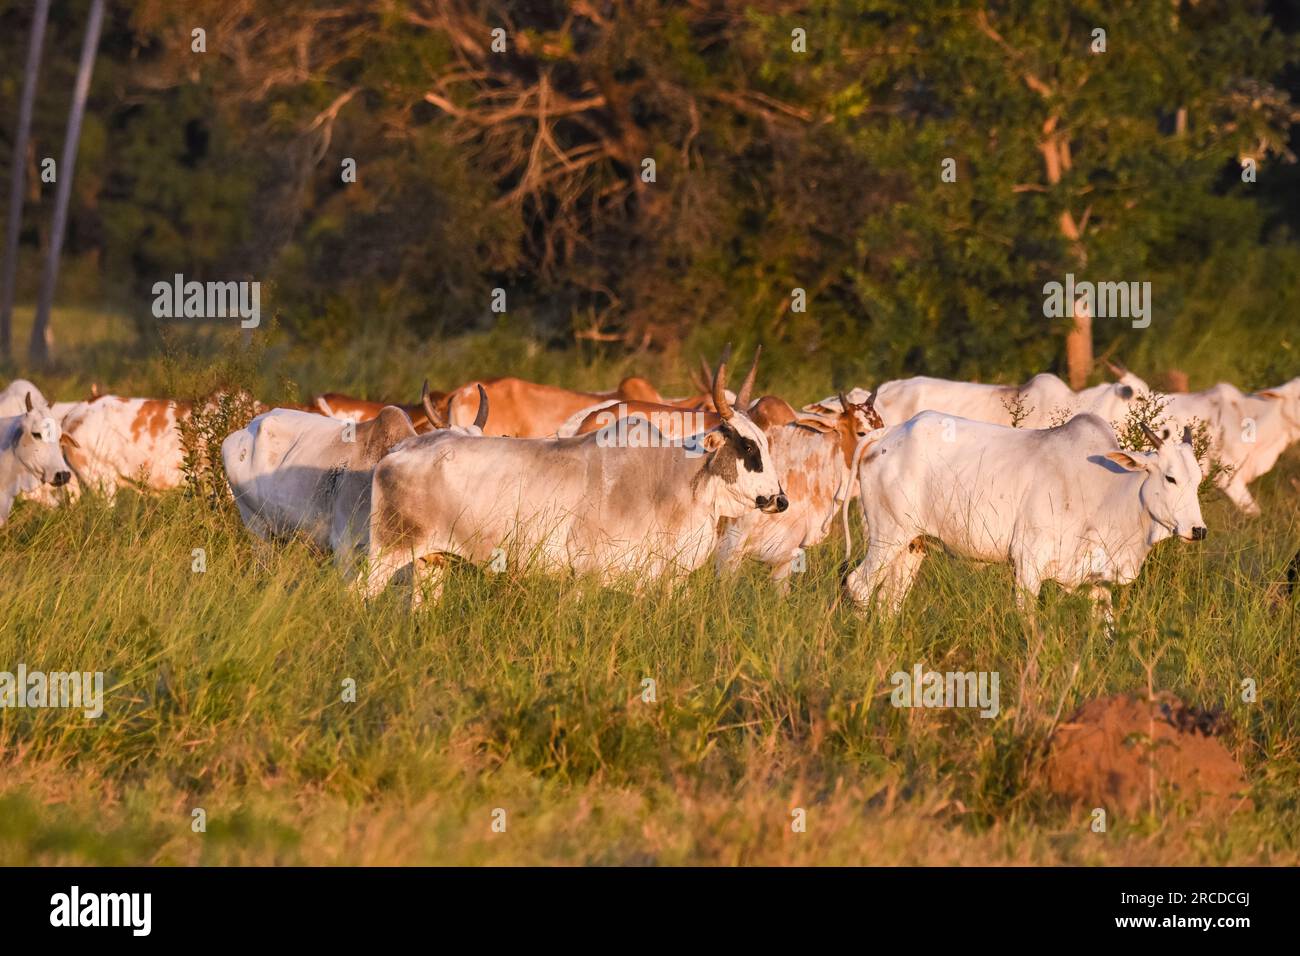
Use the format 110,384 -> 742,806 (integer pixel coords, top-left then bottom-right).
0,0 -> 52,363
1040,116 -> 1091,389
29,0 -> 105,366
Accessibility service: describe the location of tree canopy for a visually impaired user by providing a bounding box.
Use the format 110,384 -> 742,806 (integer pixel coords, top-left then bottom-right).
2,0 -> 1297,382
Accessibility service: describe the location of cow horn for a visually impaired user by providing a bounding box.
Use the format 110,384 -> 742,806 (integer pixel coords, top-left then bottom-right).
695,356 -> 713,394
472,383 -> 489,430
89,382 -> 100,398
24,391 -> 33,413
863,389 -> 884,428
736,345 -> 762,410
712,348 -> 734,421
421,379 -> 447,429
1182,424 -> 1193,446
837,391 -> 851,414
1139,421 -> 1164,450
1105,359 -> 1127,379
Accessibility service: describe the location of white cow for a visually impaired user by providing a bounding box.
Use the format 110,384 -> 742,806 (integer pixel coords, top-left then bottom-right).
1152,377 -> 1300,515
844,412 -> 1207,618
0,392 -> 76,525
810,364 -> 1148,431
364,356 -> 786,605
222,385 -> 486,574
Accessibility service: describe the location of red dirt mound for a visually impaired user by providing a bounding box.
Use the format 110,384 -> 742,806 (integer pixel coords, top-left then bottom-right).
1043,693 -> 1252,819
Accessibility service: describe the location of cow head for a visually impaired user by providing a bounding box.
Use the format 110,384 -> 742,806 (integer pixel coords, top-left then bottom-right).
1257,377 -> 1300,435
421,380 -> 487,434
1105,423 -> 1207,542
1078,359 -> 1150,418
1103,359 -> 1150,404
10,392 -> 74,488
696,351 -> 786,514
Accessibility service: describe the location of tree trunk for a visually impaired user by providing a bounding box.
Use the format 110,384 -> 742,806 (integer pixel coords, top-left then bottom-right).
0,0 -> 51,363
29,0 -> 105,366
1039,117 -> 1091,389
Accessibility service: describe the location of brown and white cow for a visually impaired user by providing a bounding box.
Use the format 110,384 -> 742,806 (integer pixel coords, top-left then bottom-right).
53,389 -> 322,502
717,392 -> 883,588
57,395 -> 193,501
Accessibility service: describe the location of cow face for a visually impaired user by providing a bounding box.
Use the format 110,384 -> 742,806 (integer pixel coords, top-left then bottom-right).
699,412 -> 786,514
1105,432 -> 1207,541
11,394 -> 74,487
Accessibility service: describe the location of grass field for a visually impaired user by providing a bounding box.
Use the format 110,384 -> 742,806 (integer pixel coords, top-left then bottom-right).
0,307 -> 1297,865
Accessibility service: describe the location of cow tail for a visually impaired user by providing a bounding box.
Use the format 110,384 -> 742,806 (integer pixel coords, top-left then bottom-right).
839,428 -> 887,561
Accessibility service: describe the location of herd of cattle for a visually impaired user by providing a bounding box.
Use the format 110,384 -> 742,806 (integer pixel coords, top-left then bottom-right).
2,352 -> 1298,615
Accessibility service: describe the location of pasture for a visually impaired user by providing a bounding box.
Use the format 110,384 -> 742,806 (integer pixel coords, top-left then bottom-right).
0,308 -> 1296,865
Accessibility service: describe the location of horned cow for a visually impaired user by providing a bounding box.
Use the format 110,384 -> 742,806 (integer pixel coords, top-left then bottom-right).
0,392 -> 75,525
364,354 -> 786,606
717,391 -> 883,588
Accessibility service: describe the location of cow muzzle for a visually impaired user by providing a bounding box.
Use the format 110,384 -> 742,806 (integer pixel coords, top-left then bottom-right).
1191,526 -> 1208,541
756,493 -> 788,514
52,470 -> 71,487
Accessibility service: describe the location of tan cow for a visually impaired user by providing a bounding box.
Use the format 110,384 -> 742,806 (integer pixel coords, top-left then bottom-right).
568,350 -> 767,440
443,375 -> 664,437
314,386 -> 447,435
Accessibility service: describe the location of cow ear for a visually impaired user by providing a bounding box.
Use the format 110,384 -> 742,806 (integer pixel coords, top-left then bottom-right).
701,429 -> 727,452
1257,389 -> 1283,400
793,417 -> 835,433
375,405 -> 417,441
1105,450 -> 1151,472
59,431 -> 81,449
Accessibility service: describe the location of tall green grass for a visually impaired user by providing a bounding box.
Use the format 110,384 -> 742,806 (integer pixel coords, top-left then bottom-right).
0,310 -> 1297,864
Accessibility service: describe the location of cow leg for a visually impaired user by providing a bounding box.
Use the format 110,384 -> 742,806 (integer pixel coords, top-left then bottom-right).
714,521 -> 746,577
844,530 -> 916,614
876,538 -> 926,614
410,554 -> 448,609
361,548 -> 410,600
769,559 -> 796,595
1220,475 -> 1261,516
1012,563 -> 1043,629
1087,583 -> 1116,636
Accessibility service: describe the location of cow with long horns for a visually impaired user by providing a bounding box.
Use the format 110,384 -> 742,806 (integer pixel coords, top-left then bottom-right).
364,351 -> 786,605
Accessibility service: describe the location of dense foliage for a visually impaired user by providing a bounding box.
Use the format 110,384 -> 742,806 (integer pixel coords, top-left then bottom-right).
2,1 -> 1298,383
